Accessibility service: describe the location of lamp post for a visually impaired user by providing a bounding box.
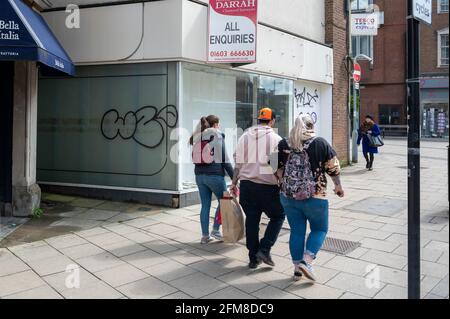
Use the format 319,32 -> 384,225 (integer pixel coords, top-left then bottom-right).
351,54 -> 373,163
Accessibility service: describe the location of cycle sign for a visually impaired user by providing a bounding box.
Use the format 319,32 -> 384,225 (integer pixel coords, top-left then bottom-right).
412,0 -> 432,24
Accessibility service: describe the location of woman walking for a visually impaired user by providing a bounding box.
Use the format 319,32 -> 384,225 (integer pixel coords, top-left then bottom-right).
190,115 -> 233,244
357,115 -> 381,171
277,115 -> 344,282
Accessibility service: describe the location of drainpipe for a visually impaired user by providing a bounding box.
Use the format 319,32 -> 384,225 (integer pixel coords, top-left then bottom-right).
347,0 -> 353,165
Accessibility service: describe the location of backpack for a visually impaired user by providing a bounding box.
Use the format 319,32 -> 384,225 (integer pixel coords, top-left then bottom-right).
192,140 -> 214,164
281,139 -> 316,200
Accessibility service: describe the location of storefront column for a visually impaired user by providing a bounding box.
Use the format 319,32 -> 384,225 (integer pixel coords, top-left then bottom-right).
12,61 -> 41,217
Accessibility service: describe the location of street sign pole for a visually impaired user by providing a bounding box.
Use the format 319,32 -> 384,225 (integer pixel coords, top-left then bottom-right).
352,63 -> 361,163
407,0 -> 421,300
352,82 -> 359,162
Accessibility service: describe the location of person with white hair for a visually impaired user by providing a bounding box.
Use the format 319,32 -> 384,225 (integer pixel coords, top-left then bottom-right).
276,114 -> 344,282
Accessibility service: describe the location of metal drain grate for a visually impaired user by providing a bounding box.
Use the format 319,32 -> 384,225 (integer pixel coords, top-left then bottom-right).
321,237 -> 360,255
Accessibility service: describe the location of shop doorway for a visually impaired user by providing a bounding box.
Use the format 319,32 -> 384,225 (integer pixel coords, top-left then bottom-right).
379,104 -> 406,137
0,61 -> 14,216
379,104 -> 403,125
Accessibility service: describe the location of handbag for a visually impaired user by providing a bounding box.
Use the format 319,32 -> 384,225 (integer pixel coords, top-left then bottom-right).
367,133 -> 384,147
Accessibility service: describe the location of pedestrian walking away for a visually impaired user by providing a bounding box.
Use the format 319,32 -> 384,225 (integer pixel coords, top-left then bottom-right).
231,107 -> 286,269
190,115 -> 234,245
277,115 -> 344,282
357,114 -> 382,171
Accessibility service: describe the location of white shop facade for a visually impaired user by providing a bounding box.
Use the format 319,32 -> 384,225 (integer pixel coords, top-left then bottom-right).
37,0 -> 334,207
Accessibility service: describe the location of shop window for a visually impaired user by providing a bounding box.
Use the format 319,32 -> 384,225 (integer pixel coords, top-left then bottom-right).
37,62 -> 179,191
179,63 -> 292,190
438,0 -> 449,13
438,29 -> 449,67
421,104 -> 449,139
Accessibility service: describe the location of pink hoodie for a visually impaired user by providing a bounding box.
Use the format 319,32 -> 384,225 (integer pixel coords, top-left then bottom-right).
234,125 -> 282,185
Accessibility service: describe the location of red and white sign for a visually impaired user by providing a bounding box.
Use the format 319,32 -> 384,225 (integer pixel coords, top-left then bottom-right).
351,13 -> 380,36
207,0 -> 258,63
353,63 -> 361,83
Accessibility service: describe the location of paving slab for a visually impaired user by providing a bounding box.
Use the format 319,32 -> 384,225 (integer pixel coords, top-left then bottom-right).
59,243 -> 105,260
2,284 -> 63,299
287,281 -> 344,299
95,264 -> 149,287
76,252 -> 126,273
170,272 -> 229,298
0,248 -> 30,277
374,284 -> 407,299
327,272 -> 384,298
0,271 -> 47,297
143,260 -> 198,282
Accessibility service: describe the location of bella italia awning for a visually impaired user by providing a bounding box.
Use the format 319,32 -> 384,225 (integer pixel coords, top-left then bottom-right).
0,0 -> 75,76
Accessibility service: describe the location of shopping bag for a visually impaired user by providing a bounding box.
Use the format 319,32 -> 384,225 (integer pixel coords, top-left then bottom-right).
219,191 -> 245,244
367,134 -> 384,147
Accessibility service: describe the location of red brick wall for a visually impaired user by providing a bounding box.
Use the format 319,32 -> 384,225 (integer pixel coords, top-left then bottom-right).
420,1 -> 449,74
359,83 -> 405,123
358,0 -> 407,124
326,0 -> 350,163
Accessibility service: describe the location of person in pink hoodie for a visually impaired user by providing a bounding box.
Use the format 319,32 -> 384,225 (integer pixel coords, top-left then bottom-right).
231,108 -> 285,269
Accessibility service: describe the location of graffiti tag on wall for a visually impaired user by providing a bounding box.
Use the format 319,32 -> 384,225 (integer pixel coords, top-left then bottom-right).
100,105 -> 178,149
99,104 -> 178,176
294,87 -> 320,124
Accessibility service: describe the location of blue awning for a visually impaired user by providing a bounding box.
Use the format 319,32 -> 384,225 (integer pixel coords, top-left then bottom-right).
0,0 -> 75,76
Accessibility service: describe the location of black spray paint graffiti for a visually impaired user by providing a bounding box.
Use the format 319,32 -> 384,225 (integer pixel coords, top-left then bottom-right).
294,87 -> 319,109
100,105 -> 178,149
295,87 -> 320,124
99,105 -> 178,176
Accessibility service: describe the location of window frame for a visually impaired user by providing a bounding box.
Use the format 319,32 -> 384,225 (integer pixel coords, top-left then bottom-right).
438,0 -> 449,13
351,0 -> 373,11
352,35 -> 374,61
437,28 -> 449,67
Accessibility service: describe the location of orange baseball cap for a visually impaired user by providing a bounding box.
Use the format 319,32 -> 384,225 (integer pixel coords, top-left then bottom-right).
257,107 -> 274,121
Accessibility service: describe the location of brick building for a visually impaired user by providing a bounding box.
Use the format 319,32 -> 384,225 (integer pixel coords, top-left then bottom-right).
356,0 -> 449,139
326,0 -> 350,163
355,0 -> 408,134
419,0 -> 449,139
0,0 -> 351,214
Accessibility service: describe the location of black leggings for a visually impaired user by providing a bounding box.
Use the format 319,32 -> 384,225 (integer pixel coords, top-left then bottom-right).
364,152 -> 374,168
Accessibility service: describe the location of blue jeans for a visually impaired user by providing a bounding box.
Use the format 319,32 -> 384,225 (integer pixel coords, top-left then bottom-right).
196,174 -> 227,236
280,193 -> 329,264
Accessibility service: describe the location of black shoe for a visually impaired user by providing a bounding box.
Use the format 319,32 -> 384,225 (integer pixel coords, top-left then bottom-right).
366,161 -> 370,169
293,269 -> 302,281
256,250 -> 275,267
249,259 -> 262,269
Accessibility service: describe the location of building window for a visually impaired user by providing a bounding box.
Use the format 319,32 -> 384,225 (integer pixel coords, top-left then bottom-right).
438,29 -> 449,67
352,35 -> 373,59
438,0 -> 449,13
38,62 -> 180,191
180,63 -> 293,189
351,0 -> 373,11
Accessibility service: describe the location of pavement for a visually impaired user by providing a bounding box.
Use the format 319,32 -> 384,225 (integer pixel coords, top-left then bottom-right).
0,139 -> 448,299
